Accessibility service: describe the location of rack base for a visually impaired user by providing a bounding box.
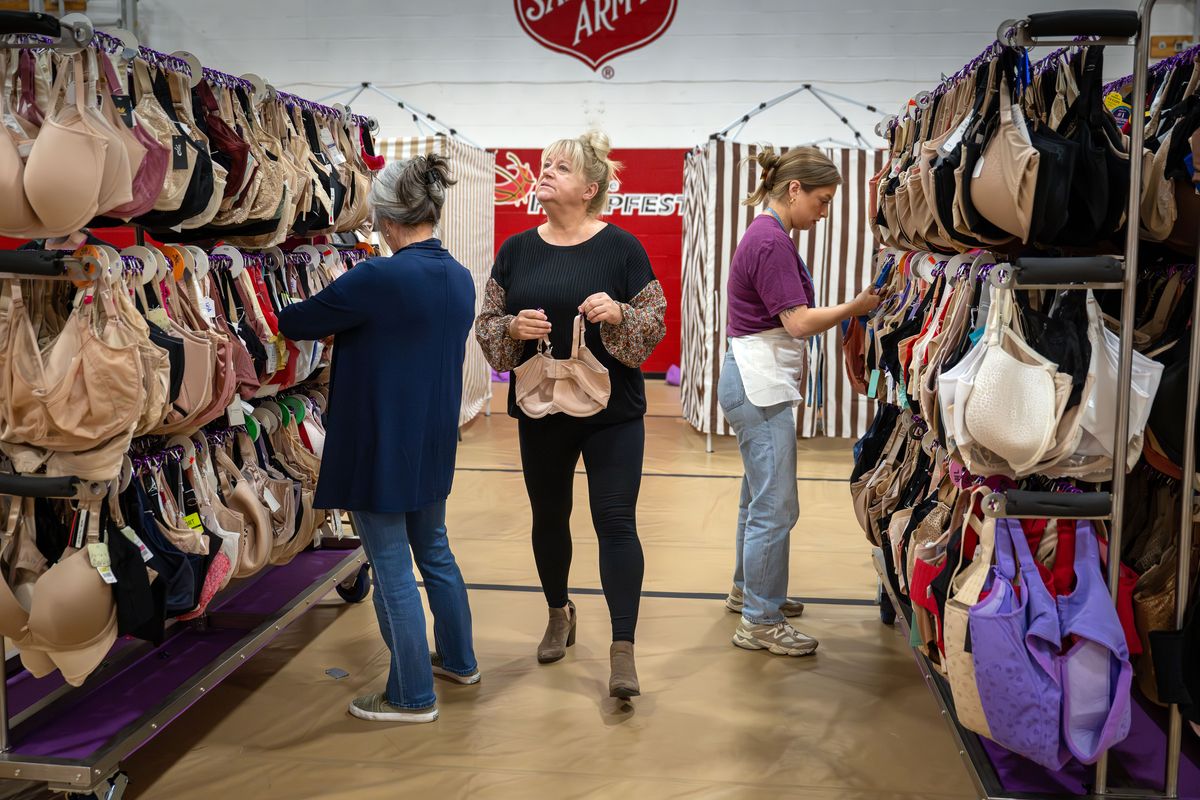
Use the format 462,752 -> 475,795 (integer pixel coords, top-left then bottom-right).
0,547 -> 366,795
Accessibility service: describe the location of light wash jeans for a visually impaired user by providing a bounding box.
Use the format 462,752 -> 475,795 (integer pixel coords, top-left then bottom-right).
353,502 -> 477,709
717,352 -> 799,625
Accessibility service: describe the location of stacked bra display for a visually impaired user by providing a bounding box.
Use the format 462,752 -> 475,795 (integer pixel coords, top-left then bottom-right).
0,240 -> 372,688
0,42 -> 381,245
845,246 -> 1200,767
871,42 -> 1197,259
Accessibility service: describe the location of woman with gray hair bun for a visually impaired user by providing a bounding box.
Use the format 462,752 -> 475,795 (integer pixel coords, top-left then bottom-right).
279,153 -> 479,725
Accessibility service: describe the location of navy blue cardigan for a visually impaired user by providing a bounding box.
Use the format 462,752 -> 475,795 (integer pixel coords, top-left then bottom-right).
277,239 -> 475,513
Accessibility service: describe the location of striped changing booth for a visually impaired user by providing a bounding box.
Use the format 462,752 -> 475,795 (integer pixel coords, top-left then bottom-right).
681,140 -> 884,440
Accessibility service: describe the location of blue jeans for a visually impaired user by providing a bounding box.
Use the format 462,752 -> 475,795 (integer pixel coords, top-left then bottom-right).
717,352 -> 799,625
352,503 -> 476,709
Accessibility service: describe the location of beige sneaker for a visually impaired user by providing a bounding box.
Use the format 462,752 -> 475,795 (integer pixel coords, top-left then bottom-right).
725,584 -> 805,617
732,619 -> 819,656
348,693 -> 438,723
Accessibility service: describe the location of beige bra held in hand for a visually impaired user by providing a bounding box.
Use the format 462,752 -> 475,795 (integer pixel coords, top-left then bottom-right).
514,314 -> 611,419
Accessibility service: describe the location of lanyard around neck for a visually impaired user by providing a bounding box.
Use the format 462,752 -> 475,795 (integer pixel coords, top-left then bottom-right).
765,208 -> 786,230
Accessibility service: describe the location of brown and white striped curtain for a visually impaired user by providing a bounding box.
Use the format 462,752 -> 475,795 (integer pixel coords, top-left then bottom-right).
377,137 -> 495,427
680,139 -> 884,439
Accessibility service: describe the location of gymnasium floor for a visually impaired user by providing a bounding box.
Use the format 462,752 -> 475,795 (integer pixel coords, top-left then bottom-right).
118,382 -> 976,799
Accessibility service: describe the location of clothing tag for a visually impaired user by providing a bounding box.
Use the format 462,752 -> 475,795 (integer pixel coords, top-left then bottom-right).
201,297 -> 217,321
319,128 -> 348,166
120,526 -> 154,563
971,155 -> 986,180
183,512 -> 204,530
333,512 -> 345,538
227,399 -> 246,427
262,487 -> 282,513
172,135 -> 188,169
147,307 -> 170,329
87,542 -> 117,584
940,112 -> 974,156
265,337 -> 279,373
74,509 -> 88,550
113,94 -> 134,127
897,378 -> 910,410
867,369 -> 881,398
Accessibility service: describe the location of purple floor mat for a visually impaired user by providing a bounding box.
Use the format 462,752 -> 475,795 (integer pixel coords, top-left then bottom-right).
4,548 -> 357,762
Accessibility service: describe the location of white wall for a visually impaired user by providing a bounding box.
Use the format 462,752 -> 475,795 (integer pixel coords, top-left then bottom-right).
133,0 -> 1196,149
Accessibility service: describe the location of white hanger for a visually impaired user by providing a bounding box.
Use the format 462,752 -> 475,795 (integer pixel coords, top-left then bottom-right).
211,244 -> 245,278
184,246 -> 210,281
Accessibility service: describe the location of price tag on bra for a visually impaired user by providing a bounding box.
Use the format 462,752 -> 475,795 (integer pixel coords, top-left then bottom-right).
147,307 -> 171,330
87,542 -> 118,584
971,155 -> 986,180
183,513 -> 204,531
120,526 -> 155,563
939,112 -> 974,157
867,369 -> 881,398
319,128 -> 347,166
201,297 -> 218,322
262,487 -> 282,513
112,94 -> 135,128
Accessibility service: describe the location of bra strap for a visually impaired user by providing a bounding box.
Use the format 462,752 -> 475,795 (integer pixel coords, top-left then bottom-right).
571,314 -> 585,359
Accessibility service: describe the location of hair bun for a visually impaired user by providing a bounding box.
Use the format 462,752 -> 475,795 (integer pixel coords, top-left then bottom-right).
581,130 -> 613,160
755,147 -> 781,172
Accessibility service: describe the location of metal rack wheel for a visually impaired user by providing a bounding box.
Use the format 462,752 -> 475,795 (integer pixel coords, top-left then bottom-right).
65,770 -> 130,800
336,563 -> 372,603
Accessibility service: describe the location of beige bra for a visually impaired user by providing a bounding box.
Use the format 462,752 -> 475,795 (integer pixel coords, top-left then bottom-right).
21,55 -> 109,237
970,75 -> 1041,243
514,315 -> 611,419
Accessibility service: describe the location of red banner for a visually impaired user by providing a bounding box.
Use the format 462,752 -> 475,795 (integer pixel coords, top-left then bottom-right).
493,147 -> 684,374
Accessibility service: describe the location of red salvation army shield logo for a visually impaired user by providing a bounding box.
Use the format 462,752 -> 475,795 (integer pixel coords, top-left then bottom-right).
514,0 -> 678,71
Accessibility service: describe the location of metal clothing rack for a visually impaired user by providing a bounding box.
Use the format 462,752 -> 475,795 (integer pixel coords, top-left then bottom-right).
0,250 -> 371,800
873,3 -> 1200,798
0,14 -> 377,796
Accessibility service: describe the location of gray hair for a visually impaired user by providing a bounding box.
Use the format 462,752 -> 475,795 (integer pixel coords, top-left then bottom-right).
369,153 -> 456,228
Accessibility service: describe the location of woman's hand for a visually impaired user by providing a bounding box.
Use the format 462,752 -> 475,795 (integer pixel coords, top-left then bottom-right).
508,309 -> 552,340
579,292 -> 624,325
849,287 -> 882,316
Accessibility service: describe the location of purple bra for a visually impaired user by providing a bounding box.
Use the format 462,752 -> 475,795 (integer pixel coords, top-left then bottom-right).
970,517 -> 1067,770
1056,520 -> 1132,763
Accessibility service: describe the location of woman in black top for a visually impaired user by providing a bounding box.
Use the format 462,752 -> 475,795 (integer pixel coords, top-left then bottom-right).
476,131 -> 666,699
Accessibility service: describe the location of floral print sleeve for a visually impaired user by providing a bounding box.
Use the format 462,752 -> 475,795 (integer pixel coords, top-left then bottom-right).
601,280 -> 667,369
475,277 -> 524,372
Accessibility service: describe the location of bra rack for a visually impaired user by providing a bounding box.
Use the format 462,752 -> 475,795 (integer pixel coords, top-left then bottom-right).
869,2 -> 1200,798
0,14 -> 370,800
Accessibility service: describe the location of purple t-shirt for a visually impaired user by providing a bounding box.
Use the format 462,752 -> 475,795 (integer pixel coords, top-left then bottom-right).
726,214 -> 815,337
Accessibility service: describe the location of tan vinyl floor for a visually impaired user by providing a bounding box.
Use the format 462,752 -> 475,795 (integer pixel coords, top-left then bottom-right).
117,381 -> 976,799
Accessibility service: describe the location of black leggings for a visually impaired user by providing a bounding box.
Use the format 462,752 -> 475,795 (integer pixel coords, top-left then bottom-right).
518,415 -> 645,643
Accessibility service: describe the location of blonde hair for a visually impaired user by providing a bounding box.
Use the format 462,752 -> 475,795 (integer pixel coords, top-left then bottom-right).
541,130 -> 622,216
743,146 -> 842,207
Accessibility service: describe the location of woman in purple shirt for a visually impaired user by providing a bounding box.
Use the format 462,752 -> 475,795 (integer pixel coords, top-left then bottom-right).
719,147 -> 880,657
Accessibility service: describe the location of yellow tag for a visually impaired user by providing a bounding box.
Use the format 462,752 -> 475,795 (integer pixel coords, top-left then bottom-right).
183,513 -> 203,530
1104,92 -> 1132,127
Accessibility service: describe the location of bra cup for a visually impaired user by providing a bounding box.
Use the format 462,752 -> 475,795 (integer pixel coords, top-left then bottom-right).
971,81 -> 1041,243
21,56 -> 107,235
83,96 -> 133,215
215,450 -> 271,578
25,547 -> 116,657
963,327 -> 1060,473
24,113 -> 106,236
4,285 -> 142,454
0,124 -> 42,235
